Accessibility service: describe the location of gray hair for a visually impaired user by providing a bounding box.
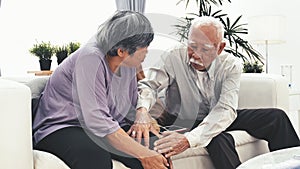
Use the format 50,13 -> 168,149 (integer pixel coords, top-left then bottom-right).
189,16 -> 224,41
96,10 -> 154,56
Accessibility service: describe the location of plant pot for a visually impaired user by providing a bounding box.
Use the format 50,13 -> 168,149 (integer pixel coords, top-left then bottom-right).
57,55 -> 68,65
39,59 -> 52,70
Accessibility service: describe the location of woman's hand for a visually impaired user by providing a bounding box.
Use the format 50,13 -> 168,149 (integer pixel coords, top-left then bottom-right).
127,107 -> 160,148
154,131 -> 190,158
106,128 -> 171,169
139,150 -> 170,169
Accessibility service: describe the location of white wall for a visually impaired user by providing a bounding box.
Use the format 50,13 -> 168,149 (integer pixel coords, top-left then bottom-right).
1,0 -> 300,90
0,0 -> 183,77
223,0 -> 300,89
0,0 -> 115,76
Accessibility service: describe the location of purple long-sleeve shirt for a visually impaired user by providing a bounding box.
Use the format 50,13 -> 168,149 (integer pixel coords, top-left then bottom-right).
33,36 -> 138,145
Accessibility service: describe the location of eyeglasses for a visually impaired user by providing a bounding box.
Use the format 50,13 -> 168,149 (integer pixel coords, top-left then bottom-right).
188,42 -> 219,56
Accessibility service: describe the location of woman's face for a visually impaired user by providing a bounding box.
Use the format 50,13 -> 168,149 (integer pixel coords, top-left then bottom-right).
121,47 -> 148,68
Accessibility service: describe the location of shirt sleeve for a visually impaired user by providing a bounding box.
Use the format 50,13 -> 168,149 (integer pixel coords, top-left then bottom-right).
73,51 -> 120,138
137,51 -> 175,111
185,59 -> 243,148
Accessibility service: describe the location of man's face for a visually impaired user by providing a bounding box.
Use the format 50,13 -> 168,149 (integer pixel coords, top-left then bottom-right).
187,25 -> 222,71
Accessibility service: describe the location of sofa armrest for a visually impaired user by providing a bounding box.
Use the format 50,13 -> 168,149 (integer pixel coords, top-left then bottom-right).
0,79 -> 34,169
238,73 -> 289,112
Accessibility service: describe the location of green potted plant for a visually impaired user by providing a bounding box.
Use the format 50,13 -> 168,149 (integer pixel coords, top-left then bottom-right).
29,41 -> 54,70
243,61 -> 263,73
68,41 -> 80,54
55,45 -> 69,65
54,42 -> 80,65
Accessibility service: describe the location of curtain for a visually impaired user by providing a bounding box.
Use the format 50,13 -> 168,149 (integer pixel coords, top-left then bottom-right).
115,0 -> 146,13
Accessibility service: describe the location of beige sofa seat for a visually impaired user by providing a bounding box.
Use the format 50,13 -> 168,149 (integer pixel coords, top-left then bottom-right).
0,73 -> 289,169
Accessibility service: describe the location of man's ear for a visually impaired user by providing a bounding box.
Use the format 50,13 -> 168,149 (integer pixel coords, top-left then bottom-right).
217,42 -> 226,55
117,48 -> 129,58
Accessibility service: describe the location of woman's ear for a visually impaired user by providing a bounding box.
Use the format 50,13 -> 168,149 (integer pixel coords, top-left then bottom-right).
117,48 -> 129,58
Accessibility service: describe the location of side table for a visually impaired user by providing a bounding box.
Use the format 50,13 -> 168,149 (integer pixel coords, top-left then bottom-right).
27,70 -> 53,76
288,89 -> 300,137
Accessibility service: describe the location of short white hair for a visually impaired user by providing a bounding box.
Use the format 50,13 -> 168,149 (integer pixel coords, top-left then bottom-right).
189,16 -> 224,41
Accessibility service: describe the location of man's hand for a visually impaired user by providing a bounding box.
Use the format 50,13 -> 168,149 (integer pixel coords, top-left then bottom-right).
127,107 -> 160,148
139,150 -> 170,169
154,131 -> 190,158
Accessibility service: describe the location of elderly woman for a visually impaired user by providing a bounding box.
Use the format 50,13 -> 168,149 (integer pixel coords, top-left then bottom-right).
33,11 -> 169,169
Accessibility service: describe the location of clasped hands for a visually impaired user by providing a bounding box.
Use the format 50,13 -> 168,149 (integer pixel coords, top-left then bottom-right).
127,107 -> 190,157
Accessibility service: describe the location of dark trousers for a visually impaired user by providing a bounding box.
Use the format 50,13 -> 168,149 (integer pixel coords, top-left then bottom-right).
35,127 -> 143,169
156,108 -> 300,169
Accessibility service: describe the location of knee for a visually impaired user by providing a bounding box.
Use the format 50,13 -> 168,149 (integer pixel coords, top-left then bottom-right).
267,108 -> 292,127
209,134 -> 223,146
270,108 -> 288,120
207,133 -> 234,148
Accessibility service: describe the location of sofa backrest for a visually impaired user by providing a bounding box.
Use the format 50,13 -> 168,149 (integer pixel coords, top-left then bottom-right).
238,73 -> 289,112
1,73 -> 289,115
1,76 -> 49,98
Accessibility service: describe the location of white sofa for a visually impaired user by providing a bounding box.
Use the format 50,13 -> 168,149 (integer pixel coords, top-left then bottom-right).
0,73 -> 289,169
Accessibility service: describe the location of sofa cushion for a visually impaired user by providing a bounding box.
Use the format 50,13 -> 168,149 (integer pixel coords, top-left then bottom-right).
24,77 -> 49,98
34,150 -> 70,169
24,77 -> 49,120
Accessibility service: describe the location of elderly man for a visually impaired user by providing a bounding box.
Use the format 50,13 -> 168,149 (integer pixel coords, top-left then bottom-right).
128,16 -> 300,169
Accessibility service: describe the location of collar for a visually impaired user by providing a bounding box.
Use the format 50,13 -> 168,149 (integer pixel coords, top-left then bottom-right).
206,59 -> 216,81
